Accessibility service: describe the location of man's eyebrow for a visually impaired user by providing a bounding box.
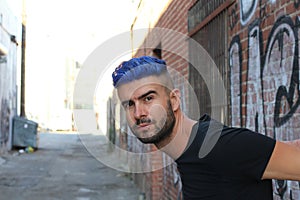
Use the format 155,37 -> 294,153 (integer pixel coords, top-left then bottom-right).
121,90 -> 157,107
138,90 -> 157,100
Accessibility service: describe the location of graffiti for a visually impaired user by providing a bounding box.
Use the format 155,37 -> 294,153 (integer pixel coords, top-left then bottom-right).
239,0 -> 300,26
162,154 -> 182,200
229,15 -> 300,135
229,3 -> 239,30
266,17 -> 299,129
229,14 -> 300,199
259,0 -> 268,20
247,19 -> 265,133
229,35 -> 242,127
0,98 -> 10,145
275,180 -> 287,199
240,0 -> 258,25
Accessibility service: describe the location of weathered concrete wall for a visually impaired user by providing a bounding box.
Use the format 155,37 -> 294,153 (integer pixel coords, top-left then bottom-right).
0,0 -> 21,153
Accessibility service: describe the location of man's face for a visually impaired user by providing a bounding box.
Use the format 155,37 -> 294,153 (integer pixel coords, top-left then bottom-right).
117,76 -> 176,144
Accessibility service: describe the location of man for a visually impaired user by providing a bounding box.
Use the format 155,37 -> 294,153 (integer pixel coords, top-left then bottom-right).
112,56 -> 300,199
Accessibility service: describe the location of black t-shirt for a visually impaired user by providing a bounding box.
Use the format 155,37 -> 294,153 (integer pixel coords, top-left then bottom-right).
175,114 -> 276,200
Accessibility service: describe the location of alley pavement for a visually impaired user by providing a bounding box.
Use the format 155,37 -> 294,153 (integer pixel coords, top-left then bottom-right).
0,132 -> 141,200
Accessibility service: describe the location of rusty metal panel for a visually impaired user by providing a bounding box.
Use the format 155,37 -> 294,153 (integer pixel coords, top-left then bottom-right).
188,0 -> 227,32
188,4 -> 229,122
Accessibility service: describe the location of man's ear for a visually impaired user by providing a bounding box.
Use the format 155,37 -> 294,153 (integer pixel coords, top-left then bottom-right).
170,89 -> 181,111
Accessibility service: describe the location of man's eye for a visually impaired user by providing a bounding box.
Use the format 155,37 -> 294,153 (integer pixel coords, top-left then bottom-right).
123,101 -> 134,109
144,96 -> 153,102
128,101 -> 134,106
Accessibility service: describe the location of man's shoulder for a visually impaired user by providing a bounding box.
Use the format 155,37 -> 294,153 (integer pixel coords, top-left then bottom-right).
198,114 -> 257,136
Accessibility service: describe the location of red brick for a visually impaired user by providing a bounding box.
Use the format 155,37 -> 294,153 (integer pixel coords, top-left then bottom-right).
128,0 -> 300,199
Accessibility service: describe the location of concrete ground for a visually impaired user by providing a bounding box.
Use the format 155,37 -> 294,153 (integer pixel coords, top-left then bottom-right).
0,132 -> 141,200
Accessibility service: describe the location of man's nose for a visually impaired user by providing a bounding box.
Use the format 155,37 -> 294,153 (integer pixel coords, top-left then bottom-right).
133,103 -> 148,119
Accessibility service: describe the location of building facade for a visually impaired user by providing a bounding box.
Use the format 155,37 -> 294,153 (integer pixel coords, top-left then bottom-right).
110,0 -> 300,199
0,0 -> 22,153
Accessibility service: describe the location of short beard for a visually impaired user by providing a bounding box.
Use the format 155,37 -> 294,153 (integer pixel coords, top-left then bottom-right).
137,100 -> 176,145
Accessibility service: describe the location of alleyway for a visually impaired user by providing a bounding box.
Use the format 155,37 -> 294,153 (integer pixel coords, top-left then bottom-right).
0,132 -> 140,200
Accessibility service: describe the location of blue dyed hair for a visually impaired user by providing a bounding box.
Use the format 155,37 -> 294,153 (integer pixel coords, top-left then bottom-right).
112,56 -> 167,87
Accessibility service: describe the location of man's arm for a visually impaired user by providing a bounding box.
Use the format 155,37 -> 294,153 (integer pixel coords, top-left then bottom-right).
262,140 -> 300,180
283,139 -> 300,148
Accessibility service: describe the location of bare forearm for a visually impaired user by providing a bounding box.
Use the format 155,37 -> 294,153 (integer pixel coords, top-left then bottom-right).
283,139 -> 300,149
263,141 -> 300,181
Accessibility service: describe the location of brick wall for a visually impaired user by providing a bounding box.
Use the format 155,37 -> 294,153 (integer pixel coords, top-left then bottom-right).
129,0 -> 300,199
131,0 -> 197,199
228,0 -> 300,199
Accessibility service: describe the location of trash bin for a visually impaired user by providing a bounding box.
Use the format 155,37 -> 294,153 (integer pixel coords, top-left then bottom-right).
12,116 -> 39,149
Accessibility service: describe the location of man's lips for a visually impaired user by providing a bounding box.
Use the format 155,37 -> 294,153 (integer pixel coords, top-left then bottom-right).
138,123 -> 150,127
138,123 -> 151,127
134,122 -> 152,131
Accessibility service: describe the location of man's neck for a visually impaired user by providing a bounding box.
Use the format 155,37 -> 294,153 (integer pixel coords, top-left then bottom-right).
156,114 -> 197,160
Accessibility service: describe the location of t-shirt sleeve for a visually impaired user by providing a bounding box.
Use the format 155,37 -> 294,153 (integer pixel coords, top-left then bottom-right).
207,127 -> 276,181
